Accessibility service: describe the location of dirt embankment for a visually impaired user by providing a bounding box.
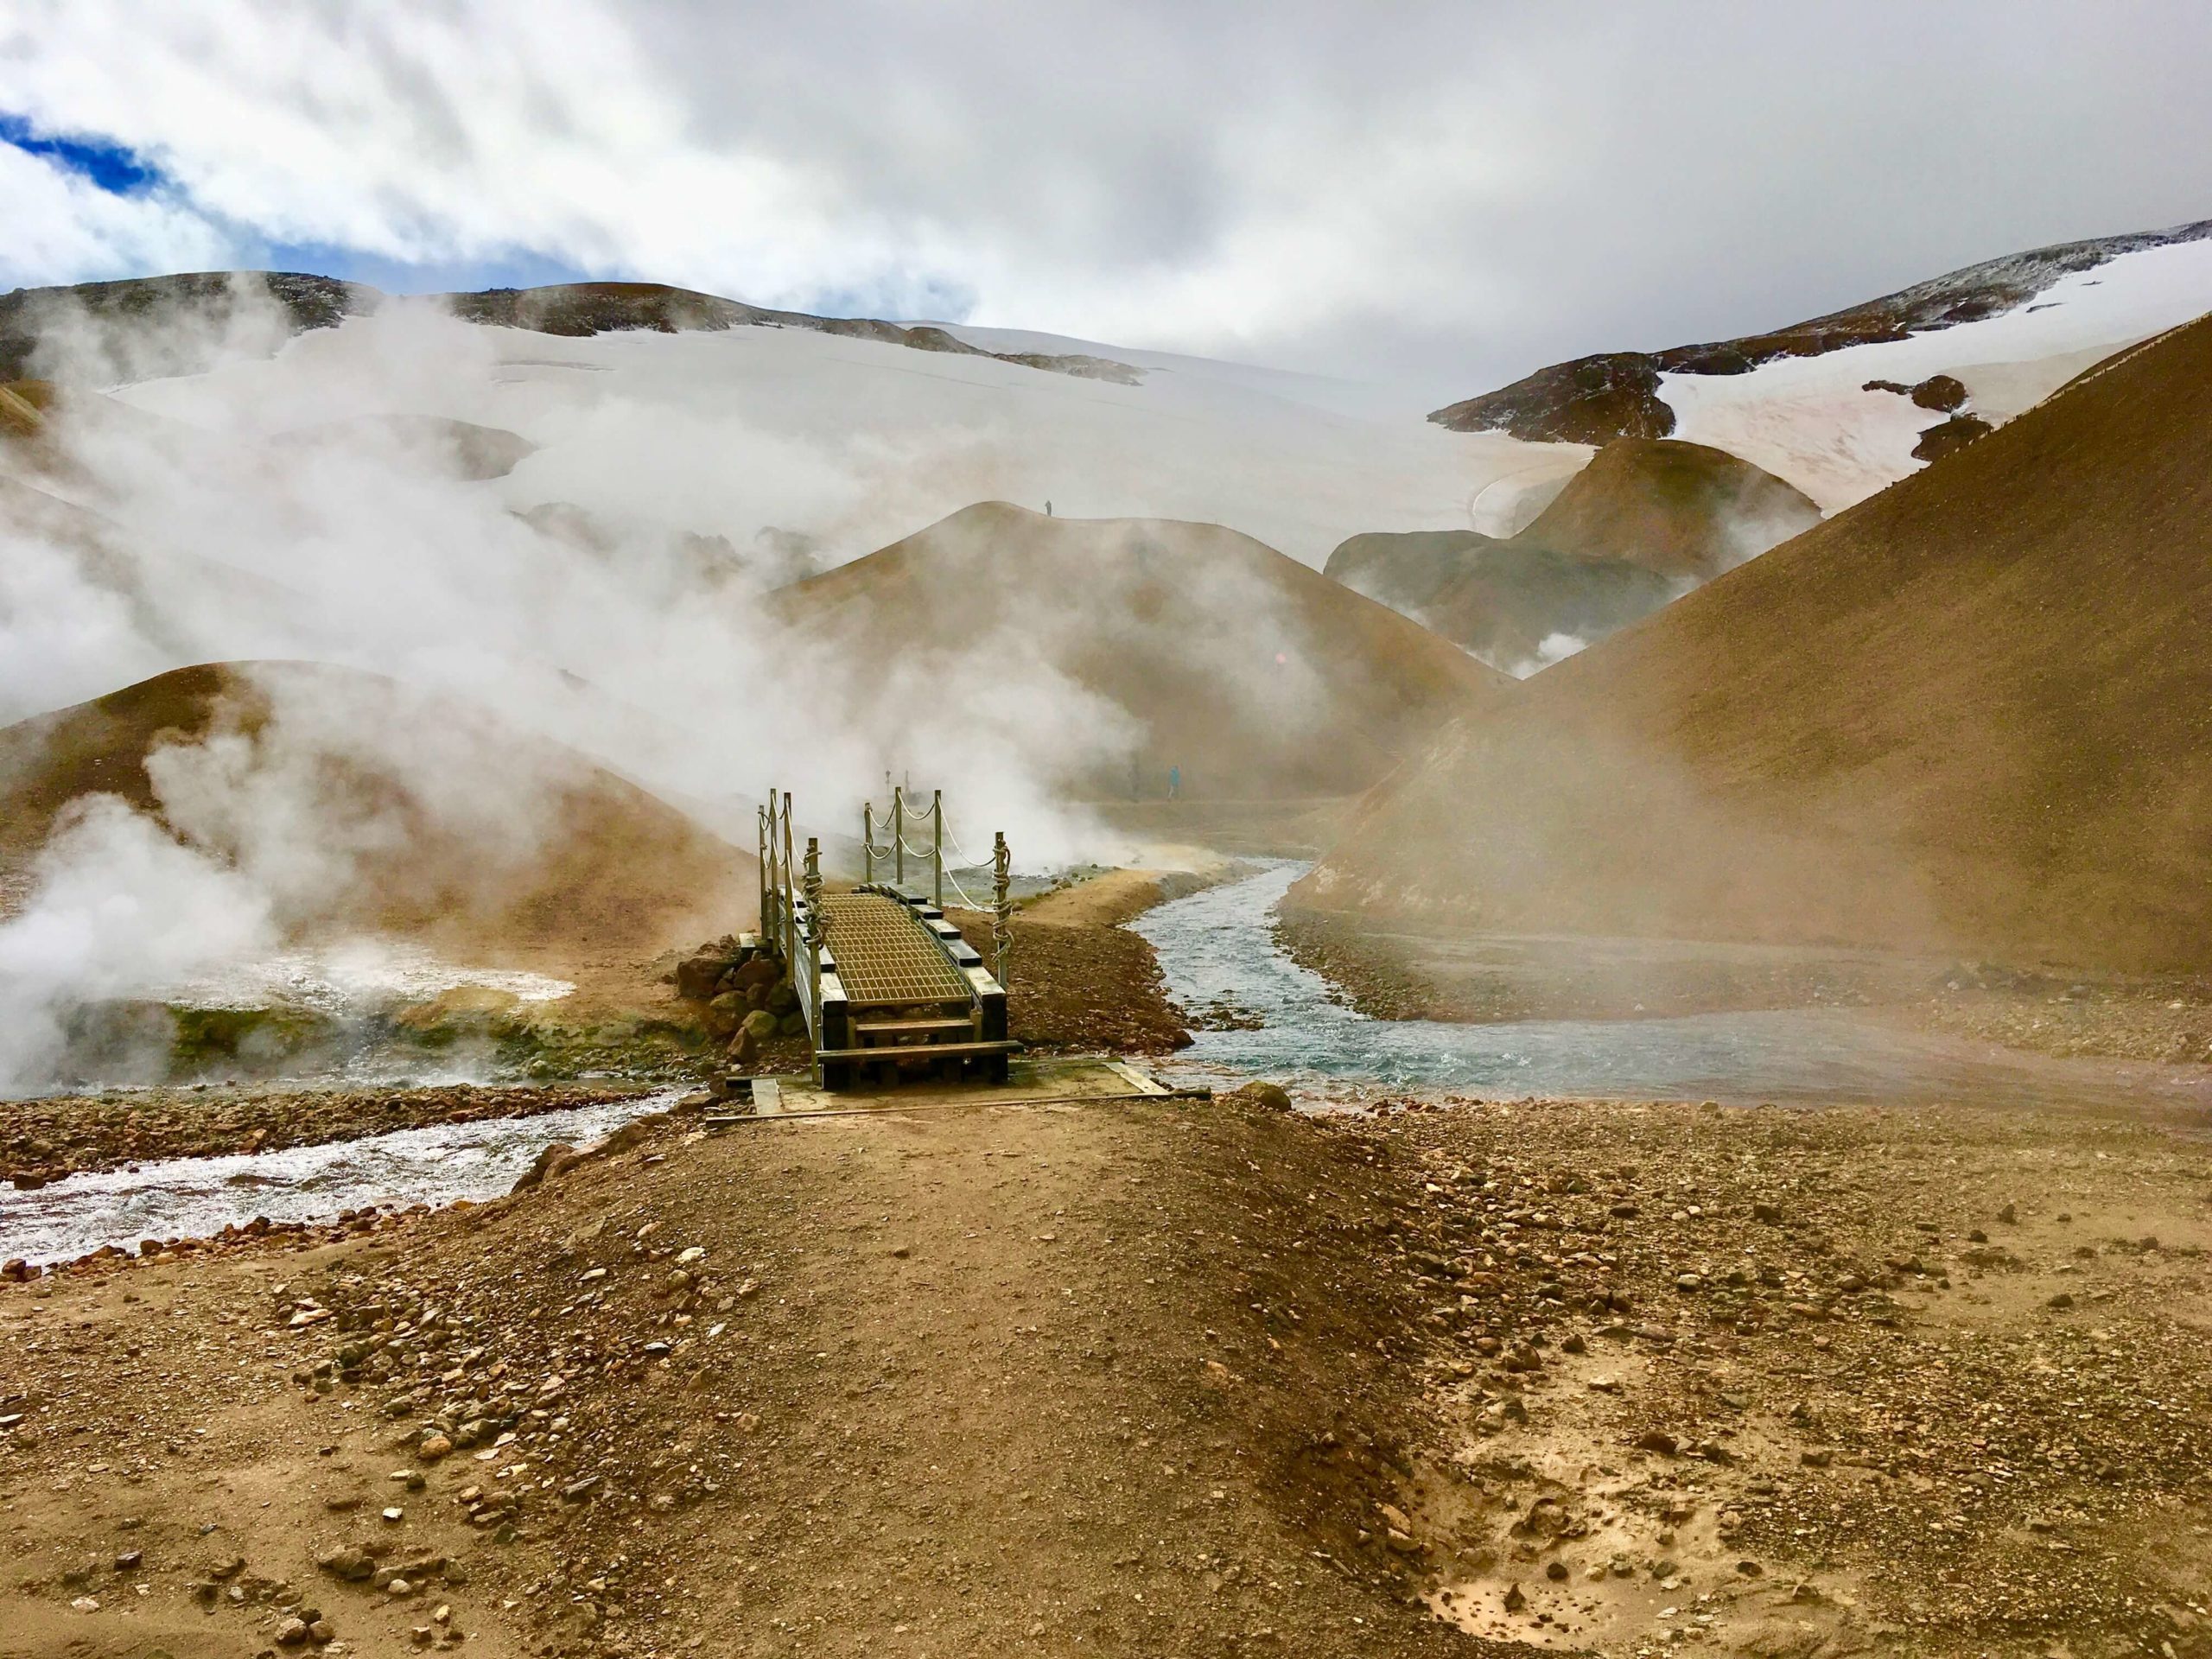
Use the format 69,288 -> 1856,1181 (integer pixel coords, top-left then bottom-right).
9,1088 -> 2212,1656
1015,868 -> 1219,929
949,899 -> 1193,1056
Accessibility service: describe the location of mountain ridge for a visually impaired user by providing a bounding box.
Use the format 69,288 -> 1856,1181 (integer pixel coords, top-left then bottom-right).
1429,216 -> 2212,445
0,273 -> 1142,386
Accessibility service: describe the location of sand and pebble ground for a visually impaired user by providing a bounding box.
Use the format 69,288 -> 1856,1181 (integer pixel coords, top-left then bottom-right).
9,1084 -> 2212,1657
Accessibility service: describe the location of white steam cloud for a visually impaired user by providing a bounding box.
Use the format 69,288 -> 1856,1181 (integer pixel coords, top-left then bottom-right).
0,795 -> 279,1089
0,278 -> 1357,1091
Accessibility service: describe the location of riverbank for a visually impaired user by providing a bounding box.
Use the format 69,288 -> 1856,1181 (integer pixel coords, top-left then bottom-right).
1,861 -> 1204,1184
938,864 -> 1224,1056
1279,903 -> 2212,1070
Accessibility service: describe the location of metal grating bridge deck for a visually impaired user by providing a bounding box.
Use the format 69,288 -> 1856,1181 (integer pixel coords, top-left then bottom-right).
818,893 -> 973,1007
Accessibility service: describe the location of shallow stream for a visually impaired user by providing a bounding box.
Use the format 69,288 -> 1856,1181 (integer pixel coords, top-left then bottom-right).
1135,861 -> 2212,1112
0,1091 -> 671,1267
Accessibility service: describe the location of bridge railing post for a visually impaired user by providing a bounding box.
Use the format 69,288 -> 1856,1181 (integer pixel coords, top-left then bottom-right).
764,788 -> 781,944
931,788 -> 944,909
992,830 -> 1012,988
893,786 -> 905,887
862,802 -> 874,886
781,790 -> 797,970
803,836 -> 823,1045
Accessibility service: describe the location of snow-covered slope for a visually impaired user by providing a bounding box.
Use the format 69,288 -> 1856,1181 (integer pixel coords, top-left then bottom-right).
1431,221 -> 2212,512
1662,237 -> 2212,510
22,280 -> 1582,570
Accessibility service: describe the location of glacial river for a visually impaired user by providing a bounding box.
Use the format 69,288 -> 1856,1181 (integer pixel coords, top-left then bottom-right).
1134,861 -> 2212,1112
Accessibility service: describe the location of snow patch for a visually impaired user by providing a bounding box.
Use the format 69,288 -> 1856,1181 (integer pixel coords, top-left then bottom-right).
1662,238 -> 2212,512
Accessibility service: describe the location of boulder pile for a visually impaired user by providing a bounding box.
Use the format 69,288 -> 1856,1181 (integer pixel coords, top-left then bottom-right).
670,937 -> 804,1069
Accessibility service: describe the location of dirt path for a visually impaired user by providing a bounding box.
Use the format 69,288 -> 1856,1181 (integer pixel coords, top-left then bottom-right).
0,1093 -> 1494,1658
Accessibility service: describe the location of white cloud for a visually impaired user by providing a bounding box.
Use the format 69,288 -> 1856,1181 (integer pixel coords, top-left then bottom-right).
3,0 -> 2210,392
0,143 -> 229,284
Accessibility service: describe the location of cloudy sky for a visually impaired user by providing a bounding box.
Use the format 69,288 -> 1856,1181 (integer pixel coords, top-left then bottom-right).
3,1 -> 2209,395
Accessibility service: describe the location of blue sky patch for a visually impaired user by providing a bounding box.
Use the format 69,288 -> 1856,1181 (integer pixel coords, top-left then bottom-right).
0,112 -> 162,194
257,239 -> 593,296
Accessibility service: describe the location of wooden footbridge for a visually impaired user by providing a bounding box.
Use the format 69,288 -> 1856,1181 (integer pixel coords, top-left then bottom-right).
759,786 -> 1016,1090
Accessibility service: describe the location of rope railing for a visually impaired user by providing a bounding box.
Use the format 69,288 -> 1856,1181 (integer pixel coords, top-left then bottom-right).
858,783 -> 1013,986
762,784 -> 1014,991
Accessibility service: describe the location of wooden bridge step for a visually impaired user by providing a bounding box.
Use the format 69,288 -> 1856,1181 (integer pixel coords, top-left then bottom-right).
815,1039 -> 1020,1062
853,1015 -> 975,1039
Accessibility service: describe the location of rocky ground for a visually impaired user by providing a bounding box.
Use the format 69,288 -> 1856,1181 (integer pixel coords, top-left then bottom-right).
8,1087 -> 2212,1656
1910,975 -> 2212,1066
1376,1094 -> 2212,1656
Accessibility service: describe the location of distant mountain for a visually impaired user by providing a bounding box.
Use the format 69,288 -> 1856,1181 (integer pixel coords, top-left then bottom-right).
1429,219 -> 2212,510
1325,439 -> 1819,672
1296,313 -> 2212,974
766,501 -> 1507,801
0,274 -> 1142,386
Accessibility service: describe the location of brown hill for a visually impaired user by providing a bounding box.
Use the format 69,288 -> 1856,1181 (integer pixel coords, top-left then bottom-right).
1510,437 -> 1821,578
1294,315 -> 2212,974
1325,529 -> 1676,672
1325,440 -> 1818,668
0,377 -> 51,437
1432,218 -> 2212,444
768,502 -> 1509,800
0,662 -> 753,960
